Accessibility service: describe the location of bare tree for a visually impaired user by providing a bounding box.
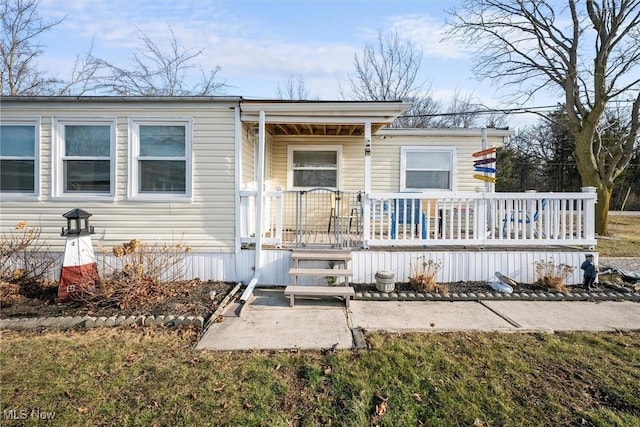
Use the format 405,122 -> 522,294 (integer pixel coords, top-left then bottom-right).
347,30 -> 423,101
447,0 -> 640,234
1,0 -> 113,96
277,74 -> 311,100
440,90 -> 481,128
1,0 -> 63,95
97,25 -> 226,96
394,93 -> 442,128
55,41 -> 105,96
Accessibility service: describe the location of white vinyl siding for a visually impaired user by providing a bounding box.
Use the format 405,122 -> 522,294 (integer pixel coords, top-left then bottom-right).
0,120 -> 39,197
52,118 -> 116,199
0,100 -> 238,253
372,131 -> 508,192
241,124 -> 256,189
401,146 -> 455,191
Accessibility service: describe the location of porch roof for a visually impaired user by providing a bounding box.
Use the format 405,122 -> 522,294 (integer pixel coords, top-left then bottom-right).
240,99 -> 411,136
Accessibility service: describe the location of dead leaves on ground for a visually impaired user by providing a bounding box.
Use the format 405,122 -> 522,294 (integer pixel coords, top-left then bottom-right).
370,392 -> 389,424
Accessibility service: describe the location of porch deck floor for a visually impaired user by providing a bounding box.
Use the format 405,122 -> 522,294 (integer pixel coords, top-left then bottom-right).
268,231 -> 584,251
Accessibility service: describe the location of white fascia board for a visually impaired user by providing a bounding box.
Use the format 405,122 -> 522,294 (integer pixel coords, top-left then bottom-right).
376,128 -> 513,138
240,101 -> 411,121
239,115 -> 395,124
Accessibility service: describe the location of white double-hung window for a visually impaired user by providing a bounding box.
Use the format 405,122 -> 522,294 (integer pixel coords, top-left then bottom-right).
0,120 -> 39,197
53,118 -> 115,198
129,119 -> 192,200
288,145 -> 341,190
401,146 -> 455,191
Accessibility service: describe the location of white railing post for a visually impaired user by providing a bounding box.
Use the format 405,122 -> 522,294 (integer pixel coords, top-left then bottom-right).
475,187 -> 488,246
239,190 -> 257,243
582,186 -> 597,246
363,193 -> 371,248
273,188 -> 283,246
525,190 -> 536,239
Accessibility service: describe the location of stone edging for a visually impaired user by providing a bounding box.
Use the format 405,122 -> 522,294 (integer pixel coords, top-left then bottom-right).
2,287 -> 637,331
0,314 -> 206,331
354,290 -> 640,302
0,283 -> 245,332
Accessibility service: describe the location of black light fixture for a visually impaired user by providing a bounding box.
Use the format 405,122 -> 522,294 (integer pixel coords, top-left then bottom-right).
61,208 -> 95,236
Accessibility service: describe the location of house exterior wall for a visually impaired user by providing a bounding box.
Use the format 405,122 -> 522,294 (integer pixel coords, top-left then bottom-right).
270,135 -> 364,191
371,131 -> 508,193
241,123 -> 256,189
0,98 -> 239,253
186,249 -> 590,286
266,130 -> 508,193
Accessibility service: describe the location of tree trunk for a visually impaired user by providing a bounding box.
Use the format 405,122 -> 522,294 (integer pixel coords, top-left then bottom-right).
572,128 -> 609,235
595,184 -> 611,236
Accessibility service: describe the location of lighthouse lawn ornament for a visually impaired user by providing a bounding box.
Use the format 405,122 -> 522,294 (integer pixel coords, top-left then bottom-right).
56,209 -> 100,302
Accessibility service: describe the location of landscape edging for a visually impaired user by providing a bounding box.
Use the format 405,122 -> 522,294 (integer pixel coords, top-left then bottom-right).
354,290 -> 640,302
2,288 -> 638,331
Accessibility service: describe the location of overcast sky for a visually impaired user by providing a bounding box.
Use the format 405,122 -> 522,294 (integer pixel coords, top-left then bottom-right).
37,0 -> 559,126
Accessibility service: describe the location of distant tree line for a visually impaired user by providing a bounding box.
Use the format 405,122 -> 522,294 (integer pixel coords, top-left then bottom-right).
497,108 -> 640,211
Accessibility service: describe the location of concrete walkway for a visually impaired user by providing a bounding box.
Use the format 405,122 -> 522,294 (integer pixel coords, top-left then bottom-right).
196,289 -> 640,351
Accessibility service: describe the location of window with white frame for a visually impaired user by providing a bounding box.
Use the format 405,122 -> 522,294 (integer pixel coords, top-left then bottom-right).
53,119 -> 115,197
288,146 -> 341,189
401,146 -> 455,191
130,120 -> 192,199
0,121 -> 38,196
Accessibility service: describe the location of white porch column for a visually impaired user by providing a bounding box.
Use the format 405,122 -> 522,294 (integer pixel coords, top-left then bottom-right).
255,111 -> 266,264
363,121 -> 372,247
240,112 -> 266,303
364,121 -> 372,193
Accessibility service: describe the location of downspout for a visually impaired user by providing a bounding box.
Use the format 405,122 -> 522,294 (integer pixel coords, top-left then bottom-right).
240,110 -> 265,303
234,106 -> 242,257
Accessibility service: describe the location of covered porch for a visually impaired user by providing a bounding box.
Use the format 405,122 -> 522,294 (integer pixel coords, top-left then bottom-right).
235,100 -> 597,291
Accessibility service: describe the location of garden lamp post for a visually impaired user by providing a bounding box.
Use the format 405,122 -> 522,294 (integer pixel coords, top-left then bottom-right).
57,209 -> 100,302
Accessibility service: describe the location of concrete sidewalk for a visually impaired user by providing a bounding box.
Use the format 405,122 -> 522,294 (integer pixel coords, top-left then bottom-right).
196,289 -> 640,351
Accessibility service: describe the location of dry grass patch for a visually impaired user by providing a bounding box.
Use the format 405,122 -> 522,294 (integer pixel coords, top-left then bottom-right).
598,215 -> 640,257
2,328 -> 639,426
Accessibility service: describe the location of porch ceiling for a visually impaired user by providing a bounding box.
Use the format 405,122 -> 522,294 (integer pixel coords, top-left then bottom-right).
240,100 -> 411,136
266,122 -> 387,136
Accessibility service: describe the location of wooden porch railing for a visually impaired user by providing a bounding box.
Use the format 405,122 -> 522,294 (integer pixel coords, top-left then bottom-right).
240,188 -> 597,249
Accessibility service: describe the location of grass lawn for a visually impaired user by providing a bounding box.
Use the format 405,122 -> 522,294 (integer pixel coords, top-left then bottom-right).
1,327 -> 639,426
597,215 -> 640,257
2,216 -> 639,426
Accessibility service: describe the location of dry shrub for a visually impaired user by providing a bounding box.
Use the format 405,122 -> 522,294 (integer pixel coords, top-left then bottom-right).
0,222 -> 59,299
0,281 -> 26,306
79,239 -> 193,309
534,260 -> 575,292
409,257 -> 448,294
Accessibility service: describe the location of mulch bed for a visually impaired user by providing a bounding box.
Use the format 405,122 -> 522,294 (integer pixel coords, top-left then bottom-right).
352,281 -> 563,295
1,279 -> 235,319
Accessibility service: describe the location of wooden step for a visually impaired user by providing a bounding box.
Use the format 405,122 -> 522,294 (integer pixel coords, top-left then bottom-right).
284,285 -> 355,307
291,250 -> 351,262
288,268 -> 352,277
